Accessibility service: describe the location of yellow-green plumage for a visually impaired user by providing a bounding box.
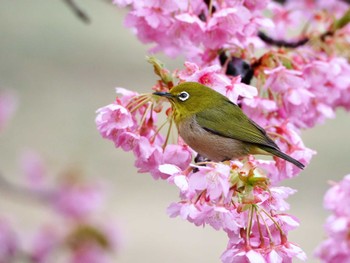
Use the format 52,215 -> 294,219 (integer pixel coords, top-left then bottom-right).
153,82 -> 304,169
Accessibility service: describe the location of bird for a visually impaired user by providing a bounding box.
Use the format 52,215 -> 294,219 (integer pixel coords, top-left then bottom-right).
153,82 -> 305,169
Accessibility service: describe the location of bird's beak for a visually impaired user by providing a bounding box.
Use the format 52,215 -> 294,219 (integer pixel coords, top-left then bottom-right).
153,91 -> 173,99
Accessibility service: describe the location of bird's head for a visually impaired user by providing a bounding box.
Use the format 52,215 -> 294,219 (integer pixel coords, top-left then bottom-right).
153,82 -> 222,119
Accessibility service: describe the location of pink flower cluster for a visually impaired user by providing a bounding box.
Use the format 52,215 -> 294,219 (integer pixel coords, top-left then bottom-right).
249,53 -> 350,131
20,150 -> 105,220
95,61 -> 310,261
107,0 -> 350,262
0,218 -> 17,263
0,150 -> 120,263
164,160 -> 306,262
114,0 -> 270,61
315,175 -> 350,262
266,0 -> 349,40
96,87 -> 192,180
252,1 -> 350,130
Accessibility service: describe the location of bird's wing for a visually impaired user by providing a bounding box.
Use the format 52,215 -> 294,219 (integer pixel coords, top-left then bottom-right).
195,100 -> 279,149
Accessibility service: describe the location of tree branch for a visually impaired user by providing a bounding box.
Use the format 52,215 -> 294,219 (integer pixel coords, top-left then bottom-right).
63,0 -> 90,24
257,31 -> 309,48
0,172 -> 53,202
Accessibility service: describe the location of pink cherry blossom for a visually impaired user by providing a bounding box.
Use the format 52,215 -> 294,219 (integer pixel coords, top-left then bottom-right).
20,150 -> 47,190
133,136 -> 164,178
263,65 -> 316,128
204,7 -> 253,49
242,97 -> 278,128
116,1 -> 268,61
26,222 -> 120,263
53,181 -> 104,219
324,175 -> 350,217
315,216 -> 350,262
285,0 -> 349,18
259,123 -> 315,183
0,218 -> 18,263
273,242 -> 307,262
265,2 -> 305,40
315,237 -> 350,263
71,245 -> 112,263
221,245 -> 268,263
18,150 -> 108,221
226,76 -> 258,103
259,186 -> 297,212
194,203 -> 243,232
296,57 -> 350,127
162,164 -> 189,192
28,225 -> 60,263
167,201 -> 244,233
96,87 -> 193,180
162,144 -> 192,171
315,174 -> 350,262
133,139 -> 192,180
244,0 -> 269,12
163,158 -> 306,261
167,202 -> 201,222
178,63 -> 231,90
112,0 -> 133,8
114,131 -> 140,151
222,239 -> 306,263
265,0 -> 348,44
115,87 -> 139,104
95,104 -> 134,140
188,163 -> 231,200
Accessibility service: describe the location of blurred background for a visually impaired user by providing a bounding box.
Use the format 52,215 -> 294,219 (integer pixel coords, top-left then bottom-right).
0,1 -> 349,262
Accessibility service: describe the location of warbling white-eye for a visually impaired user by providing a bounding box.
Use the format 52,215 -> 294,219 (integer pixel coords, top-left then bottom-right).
153,82 -> 305,169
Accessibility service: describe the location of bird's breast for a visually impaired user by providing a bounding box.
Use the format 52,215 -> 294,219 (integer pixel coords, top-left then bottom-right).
177,116 -> 250,162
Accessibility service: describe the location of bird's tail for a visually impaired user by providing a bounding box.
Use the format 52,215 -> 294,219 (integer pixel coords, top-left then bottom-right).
260,146 -> 305,169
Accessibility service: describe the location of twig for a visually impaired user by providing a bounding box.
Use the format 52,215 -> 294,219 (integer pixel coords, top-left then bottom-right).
63,0 -> 91,24
258,31 -> 309,48
0,172 -> 53,202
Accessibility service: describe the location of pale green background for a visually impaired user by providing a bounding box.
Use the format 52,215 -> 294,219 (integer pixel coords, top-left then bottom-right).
0,1 -> 349,262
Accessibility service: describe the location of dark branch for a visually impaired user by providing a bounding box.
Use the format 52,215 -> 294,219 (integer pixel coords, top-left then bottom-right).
63,0 -> 90,24
258,31 -> 309,48
273,0 -> 287,4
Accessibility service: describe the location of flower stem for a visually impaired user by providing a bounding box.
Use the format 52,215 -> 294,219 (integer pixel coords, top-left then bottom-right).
246,205 -> 254,248
163,117 -> 173,149
256,206 -> 274,245
260,208 -> 286,244
255,206 -> 265,248
126,94 -> 148,108
150,119 -> 169,143
194,190 -> 207,204
208,0 -> 213,17
138,102 -> 153,130
127,94 -> 151,113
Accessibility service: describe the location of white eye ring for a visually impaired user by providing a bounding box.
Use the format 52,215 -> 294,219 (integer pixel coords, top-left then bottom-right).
178,91 -> 190,101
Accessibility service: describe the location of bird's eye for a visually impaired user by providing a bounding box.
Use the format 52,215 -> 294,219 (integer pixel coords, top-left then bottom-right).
178,91 -> 190,101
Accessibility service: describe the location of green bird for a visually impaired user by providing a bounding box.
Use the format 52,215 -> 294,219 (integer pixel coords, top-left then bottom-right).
153,82 -> 305,169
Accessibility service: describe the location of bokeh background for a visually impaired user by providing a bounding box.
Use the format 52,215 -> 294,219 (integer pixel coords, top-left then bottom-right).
0,1 -> 349,262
